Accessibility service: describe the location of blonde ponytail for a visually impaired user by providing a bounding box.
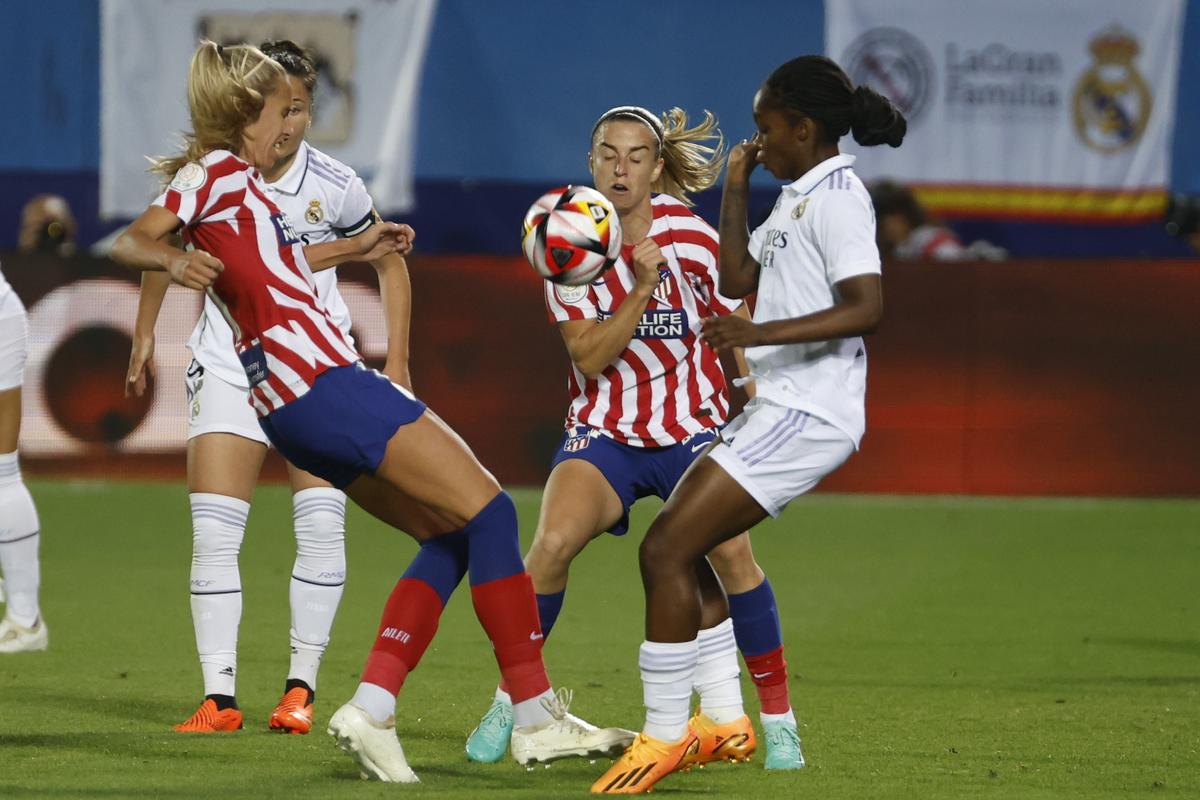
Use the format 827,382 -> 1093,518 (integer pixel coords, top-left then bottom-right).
151,41 -> 286,181
652,108 -> 727,207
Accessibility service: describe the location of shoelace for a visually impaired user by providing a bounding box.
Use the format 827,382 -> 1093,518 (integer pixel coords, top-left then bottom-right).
482,699 -> 513,728
539,687 -> 575,725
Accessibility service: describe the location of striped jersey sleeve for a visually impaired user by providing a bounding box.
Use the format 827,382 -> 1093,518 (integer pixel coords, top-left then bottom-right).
544,279 -> 599,322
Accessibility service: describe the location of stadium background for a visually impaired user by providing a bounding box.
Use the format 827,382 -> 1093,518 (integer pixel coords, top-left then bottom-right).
1,0 -> 1198,495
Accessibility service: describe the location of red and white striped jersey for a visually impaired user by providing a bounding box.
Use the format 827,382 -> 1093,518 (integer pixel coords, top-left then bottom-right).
544,194 -> 742,447
153,150 -> 359,415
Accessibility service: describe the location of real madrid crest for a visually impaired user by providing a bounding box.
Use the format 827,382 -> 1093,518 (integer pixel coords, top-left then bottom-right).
792,198 -> 810,220
305,199 -> 324,224
1072,27 -> 1152,153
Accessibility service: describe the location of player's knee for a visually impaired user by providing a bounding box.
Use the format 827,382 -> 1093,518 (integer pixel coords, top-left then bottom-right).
292,488 -> 347,560
529,524 -> 589,570
639,524 -> 687,581
189,494 -> 248,568
707,536 -> 763,588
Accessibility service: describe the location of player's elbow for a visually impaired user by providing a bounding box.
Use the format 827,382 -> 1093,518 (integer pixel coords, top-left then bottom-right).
110,229 -> 139,269
858,298 -> 884,335
574,357 -> 606,381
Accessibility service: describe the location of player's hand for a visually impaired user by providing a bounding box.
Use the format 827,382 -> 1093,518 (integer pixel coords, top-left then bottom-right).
727,133 -> 761,184
701,314 -> 764,350
630,238 -> 665,293
357,222 -> 414,262
125,333 -> 156,398
166,250 -> 223,290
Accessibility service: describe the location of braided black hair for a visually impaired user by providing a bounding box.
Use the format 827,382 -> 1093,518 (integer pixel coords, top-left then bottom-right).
759,55 -> 906,148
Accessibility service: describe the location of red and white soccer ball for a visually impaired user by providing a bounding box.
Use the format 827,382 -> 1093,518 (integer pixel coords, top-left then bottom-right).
521,185 -> 622,286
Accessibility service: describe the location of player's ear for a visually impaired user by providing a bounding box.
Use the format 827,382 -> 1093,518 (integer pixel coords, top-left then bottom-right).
651,157 -> 664,183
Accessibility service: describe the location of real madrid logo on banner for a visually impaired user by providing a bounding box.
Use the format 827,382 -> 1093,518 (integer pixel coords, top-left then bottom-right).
1072,26 -> 1152,154
305,199 -> 324,224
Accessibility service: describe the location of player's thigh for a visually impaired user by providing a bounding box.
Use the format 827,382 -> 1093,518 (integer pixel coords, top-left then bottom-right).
343,473 -> 459,542
187,432 -> 268,501
370,408 -> 502,529
707,533 -> 765,595
286,461 -> 334,494
530,459 -> 625,559
644,458 -> 770,567
0,387 -> 20,453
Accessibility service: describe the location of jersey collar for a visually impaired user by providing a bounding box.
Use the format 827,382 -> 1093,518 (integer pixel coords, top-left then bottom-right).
783,153 -> 857,196
266,141 -> 310,196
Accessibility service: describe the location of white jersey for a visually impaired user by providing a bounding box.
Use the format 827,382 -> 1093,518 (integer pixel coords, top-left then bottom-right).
187,141 -> 375,388
0,260 -> 21,318
745,154 -> 881,447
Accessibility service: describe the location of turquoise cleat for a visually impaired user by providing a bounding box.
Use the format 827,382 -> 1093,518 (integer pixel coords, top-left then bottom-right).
465,697 -> 514,763
763,720 -> 805,770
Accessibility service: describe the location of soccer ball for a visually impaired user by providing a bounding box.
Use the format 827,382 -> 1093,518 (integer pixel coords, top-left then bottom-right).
521,185 -> 622,285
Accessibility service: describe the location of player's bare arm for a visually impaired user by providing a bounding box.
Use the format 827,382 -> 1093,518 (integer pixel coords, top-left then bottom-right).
304,221 -> 411,271
125,271 -> 171,398
112,206 -> 224,290
702,273 -> 882,350
364,225 -> 416,389
717,135 -> 763,298
557,238 -> 663,378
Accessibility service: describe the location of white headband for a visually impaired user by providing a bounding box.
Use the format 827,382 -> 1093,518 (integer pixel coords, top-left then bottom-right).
591,105 -> 664,148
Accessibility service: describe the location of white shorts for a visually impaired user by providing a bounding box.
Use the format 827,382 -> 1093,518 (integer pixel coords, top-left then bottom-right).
708,398 -> 854,517
0,307 -> 28,391
186,358 -> 269,445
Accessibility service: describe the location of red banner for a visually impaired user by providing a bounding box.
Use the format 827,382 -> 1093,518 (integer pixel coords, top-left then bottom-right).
7,252 -> 1198,496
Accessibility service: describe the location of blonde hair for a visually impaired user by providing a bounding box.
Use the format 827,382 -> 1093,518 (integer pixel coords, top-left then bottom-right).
151,41 -> 287,181
654,108 -> 727,207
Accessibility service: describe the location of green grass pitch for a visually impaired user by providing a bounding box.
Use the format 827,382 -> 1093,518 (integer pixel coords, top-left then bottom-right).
1,481 -> 1196,798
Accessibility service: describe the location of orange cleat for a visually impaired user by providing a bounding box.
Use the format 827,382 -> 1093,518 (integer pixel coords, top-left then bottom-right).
678,712 -> 756,769
269,686 -> 314,734
590,731 -> 700,794
174,699 -> 244,733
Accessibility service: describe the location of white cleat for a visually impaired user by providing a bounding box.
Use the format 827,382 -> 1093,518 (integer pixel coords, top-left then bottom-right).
327,703 -> 420,783
510,688 -> 637,765
0,615 -> 48,653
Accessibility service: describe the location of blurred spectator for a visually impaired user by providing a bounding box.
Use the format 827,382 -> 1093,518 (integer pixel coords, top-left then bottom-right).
868,179 -> 1006,261
17,195 -> 77,256
1164,193 -> 1200,254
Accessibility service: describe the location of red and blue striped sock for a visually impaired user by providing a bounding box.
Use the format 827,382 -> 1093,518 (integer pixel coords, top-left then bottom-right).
466,492 -> 550,706
728,577 -> 792,715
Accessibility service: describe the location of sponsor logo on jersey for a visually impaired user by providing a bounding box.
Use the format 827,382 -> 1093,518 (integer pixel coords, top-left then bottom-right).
305,199 -> 324,224
597,308 -> 689,340
652,268 -> 674,305
271,212 -> 301,247
238,341 -> 270,387
170,161 -> 207,192
555,283 -> 588,304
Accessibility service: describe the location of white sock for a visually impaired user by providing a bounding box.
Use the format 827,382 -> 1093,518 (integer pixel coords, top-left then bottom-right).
513,688 -> 555,728
288,488 -> 347,691
188,493 -> 248,698
495,686 -> 512,705
351,681 -> 396,724
694,618 -> 744,723
0,451 -> 41,628
640,639 -> 699,742
762,709 -> 797,727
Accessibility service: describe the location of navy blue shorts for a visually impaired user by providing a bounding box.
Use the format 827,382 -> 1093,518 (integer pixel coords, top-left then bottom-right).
550,425 -> 720,536
258,363 -> 427,489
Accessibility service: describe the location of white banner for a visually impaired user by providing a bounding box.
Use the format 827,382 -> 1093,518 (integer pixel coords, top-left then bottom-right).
826,0 -> 1183,216
100,0 -> 436,219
